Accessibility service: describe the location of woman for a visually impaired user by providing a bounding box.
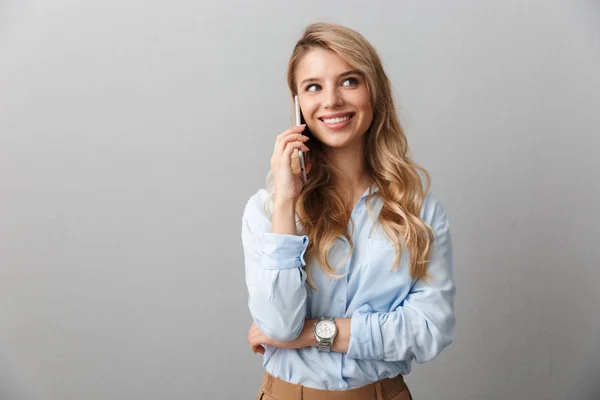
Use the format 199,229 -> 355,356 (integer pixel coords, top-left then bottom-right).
242,22 -> 455,400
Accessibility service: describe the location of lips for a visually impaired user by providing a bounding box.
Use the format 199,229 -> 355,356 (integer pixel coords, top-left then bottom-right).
319,112 -> 355,130
319,112 -> 354,123
321,115 -> 352,124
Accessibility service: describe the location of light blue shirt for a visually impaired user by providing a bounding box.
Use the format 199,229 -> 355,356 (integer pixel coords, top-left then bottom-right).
241,185 -> 456,390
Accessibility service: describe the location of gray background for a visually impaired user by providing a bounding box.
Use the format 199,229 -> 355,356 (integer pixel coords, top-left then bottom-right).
1,1 -> 599,399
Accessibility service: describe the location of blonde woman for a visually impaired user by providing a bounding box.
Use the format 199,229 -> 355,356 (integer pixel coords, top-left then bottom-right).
242,22 -> 455,400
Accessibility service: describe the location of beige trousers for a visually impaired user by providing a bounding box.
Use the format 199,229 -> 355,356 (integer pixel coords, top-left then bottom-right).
256,371 -> 413,400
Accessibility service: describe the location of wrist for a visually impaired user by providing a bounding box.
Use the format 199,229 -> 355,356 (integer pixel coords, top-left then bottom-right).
271,199 -> 298,235
273,197 -> 297,210
302,319 -> 318,347
330,318 -> 350,353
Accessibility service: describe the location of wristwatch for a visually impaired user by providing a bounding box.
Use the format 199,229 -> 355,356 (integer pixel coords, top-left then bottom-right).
313,316 -> 337,352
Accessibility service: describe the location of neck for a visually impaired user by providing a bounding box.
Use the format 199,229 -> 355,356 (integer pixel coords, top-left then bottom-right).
324,139 -> 372,196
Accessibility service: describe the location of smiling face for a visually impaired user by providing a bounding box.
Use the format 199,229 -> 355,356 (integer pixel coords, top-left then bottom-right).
295,48 -> 373,151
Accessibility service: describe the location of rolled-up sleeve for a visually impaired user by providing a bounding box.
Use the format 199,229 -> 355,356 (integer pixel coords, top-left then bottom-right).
346,200 -> 456,362
261,233 -> 309,270
241,190 -> 310,342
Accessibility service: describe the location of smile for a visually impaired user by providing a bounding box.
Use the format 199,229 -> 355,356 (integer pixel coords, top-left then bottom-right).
322,114 -> 351,124
319,113 -> 355,130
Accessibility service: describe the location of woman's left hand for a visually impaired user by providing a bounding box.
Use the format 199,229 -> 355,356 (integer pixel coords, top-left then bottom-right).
248,321 -> 316,355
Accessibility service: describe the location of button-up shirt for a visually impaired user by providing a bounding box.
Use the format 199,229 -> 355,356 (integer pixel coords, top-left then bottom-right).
241,185 -> 455,390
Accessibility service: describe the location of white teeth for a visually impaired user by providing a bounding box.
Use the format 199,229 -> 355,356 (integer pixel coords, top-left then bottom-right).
322,114 -> 351,124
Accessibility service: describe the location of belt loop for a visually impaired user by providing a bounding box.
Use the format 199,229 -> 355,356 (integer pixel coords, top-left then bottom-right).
375,381 -> 384,400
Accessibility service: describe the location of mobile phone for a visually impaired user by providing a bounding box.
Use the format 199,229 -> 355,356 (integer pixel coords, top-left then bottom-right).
294,95 -> 308,184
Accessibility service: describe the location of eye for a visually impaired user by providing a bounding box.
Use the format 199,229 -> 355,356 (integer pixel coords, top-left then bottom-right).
306,83 -> 321,92
342,77 -> 359,87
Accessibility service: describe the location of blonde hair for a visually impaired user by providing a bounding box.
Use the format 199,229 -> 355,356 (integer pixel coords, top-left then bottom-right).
266,22 -> 434,289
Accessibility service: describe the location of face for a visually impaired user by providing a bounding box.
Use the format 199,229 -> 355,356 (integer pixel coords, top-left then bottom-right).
295,48 -> 373,151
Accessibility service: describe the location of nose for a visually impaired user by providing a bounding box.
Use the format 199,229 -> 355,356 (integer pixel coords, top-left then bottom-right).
323,85 -> 343,108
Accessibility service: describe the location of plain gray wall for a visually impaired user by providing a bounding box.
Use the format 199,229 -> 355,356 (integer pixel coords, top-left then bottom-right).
1,1 -> 599,399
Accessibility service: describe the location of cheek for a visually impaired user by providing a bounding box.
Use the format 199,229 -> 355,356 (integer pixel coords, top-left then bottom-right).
351,91 -> 373,116
304,104 -> 319,120
360,94 -> 373,112
359,102 -> 374,124
298,99 -> 317,119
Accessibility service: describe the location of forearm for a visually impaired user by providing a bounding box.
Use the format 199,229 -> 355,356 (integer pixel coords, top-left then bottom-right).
249,282 -> 307,341
243,191 -> 310,342
345,209 -> 456,362
243,202 -> 309,341
331,318 -> 350,353
295,318 -> 351,353
346,304 -> 454,362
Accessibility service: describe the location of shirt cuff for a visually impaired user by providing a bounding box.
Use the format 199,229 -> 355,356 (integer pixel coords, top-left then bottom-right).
259,233 -> 309,270
346,310 -> 384,360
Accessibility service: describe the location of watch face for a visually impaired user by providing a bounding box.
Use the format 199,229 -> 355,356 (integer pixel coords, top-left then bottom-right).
316,320 -> 336,339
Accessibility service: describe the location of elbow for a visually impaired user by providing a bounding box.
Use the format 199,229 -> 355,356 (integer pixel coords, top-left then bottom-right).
416,316 -> 455,363
248,296 -> 306,342
264,323 -> 304,342
253,315 -> 305,342
428,328 -> 454,360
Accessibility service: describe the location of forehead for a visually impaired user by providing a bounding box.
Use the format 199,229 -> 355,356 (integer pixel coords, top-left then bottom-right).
296,48 -> 354,79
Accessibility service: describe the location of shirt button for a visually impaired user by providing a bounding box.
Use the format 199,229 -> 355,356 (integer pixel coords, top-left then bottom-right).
338,383 -> 345,389
337,297 -> 344,303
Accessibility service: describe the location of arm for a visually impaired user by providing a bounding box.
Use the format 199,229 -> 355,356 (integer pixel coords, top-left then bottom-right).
246,197 -> 455,360
346,202 -> 456,362
248,318 -> 350,354
242,191 -> 310,342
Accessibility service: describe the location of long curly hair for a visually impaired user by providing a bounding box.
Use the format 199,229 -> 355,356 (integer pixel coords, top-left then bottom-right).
265,22 -> 434,289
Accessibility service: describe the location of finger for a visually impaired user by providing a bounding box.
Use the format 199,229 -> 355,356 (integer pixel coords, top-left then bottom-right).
275,134 -> 308,158
272,140 -> 310,170
274,126 -> 306,152
276,134 -> 310,158
252,344 -> 265,355
275,125 -> 306,141
276,132 -> 309,149
248,330 -> 260,343
248,331 -> 268,346
284,133 -> 310,143
249,339 -> 266,355
282,141 -> 310,165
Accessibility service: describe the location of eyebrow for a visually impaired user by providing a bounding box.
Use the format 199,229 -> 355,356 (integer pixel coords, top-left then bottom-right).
299,70 -> 361,87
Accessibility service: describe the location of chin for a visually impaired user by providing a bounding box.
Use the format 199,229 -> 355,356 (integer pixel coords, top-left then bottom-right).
319,137 -> 356,149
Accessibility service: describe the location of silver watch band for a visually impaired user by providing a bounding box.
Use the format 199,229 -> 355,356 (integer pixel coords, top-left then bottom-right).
316,338 -> 333,352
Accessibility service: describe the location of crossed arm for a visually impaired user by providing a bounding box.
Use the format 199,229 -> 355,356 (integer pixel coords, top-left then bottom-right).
242,191 -> 455,362
247,318 -> 351,355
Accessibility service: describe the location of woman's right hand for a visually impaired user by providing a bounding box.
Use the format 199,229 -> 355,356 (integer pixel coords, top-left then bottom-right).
270,124 -> 310,204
